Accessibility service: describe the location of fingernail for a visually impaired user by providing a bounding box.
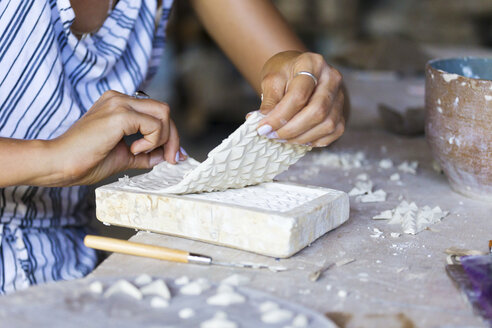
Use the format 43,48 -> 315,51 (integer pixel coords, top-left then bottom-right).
305,142 -> 312,146
150,153 -> 164,166
266,131 -> 279,139
179,147 -> 188,156
257,124 -> 272,136
277,139 -> 287,143
133,151 -> 141,156
245,111 -> 256,119
175,151 -> 180,163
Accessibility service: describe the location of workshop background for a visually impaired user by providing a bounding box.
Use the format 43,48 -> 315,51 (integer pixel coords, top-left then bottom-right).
146,0 -> 492,155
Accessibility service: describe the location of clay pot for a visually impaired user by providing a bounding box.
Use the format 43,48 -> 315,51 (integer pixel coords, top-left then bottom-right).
425,57 -> 492,201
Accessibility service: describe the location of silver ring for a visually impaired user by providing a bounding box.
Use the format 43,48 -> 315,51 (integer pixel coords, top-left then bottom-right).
132,90 -> 150,99
294,71 -> 318,87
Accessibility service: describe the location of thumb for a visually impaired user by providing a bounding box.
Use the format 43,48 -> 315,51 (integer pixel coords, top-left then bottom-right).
259,74 -> 287,114
128,147 -> 165,170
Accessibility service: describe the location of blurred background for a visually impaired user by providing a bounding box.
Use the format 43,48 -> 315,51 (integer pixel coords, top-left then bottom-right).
92,0 -> 492,238
143,0 -> 492,161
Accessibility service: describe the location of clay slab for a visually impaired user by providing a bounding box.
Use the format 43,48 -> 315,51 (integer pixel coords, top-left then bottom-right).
96,182 -> 349,258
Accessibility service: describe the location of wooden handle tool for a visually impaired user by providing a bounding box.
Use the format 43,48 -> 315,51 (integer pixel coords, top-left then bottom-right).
84,235 -> 212,265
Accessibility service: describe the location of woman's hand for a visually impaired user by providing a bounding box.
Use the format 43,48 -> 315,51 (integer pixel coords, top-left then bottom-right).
49,90 -> 185,186
256,51 -> 345,147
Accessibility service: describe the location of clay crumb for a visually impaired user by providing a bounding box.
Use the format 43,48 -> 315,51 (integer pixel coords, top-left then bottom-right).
179,308 -> 195,319
88,281 -> 103,294
180,279 -> 210,295
140,279 -> 171,300
379,159 -> 393,169
221,274 -> 250,286
150,296 -> 169,308
134,274 -> 152,287
370,228 -> 383,238
398,161 -> 418,175
103,279 -> 142,300
201,311 -> 237,328
390,173 -> 400,181
174,276 -> 190,285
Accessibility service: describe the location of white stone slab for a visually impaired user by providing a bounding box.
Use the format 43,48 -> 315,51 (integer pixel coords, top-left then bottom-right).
96,182 -> 349,258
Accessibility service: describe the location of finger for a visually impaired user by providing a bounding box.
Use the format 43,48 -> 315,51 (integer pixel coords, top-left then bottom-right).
129,147 -> 165,170
259,73 -> 287,114
310,121 -> 345,148
271,65 -> 342,140
127,98 -> 172,150
121,111 -> 164,155
126,98 -> 171,122
163,119 -> 180,164
257,72 -> 317,137
279,89 -> 343,141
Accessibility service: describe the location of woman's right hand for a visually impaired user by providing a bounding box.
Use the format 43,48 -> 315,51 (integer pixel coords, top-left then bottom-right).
48,90 -> 184,186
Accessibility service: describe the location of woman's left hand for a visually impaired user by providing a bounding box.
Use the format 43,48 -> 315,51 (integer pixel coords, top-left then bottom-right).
256,51 -> 345,147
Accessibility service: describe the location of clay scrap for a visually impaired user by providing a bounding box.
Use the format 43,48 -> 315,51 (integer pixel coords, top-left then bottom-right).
373,200 -> 449,234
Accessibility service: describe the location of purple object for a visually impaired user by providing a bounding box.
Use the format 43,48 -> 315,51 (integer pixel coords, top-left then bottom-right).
447,255 -> 492,324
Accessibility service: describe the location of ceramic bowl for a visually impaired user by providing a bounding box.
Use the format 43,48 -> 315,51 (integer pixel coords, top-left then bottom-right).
425,57 -> 492,201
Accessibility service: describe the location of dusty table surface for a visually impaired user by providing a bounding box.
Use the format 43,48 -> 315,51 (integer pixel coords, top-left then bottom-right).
88,127 -> 491,328
3,46 -> 492,327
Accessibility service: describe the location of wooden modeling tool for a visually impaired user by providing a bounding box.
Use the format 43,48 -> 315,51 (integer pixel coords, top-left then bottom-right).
84,235 -> 287,272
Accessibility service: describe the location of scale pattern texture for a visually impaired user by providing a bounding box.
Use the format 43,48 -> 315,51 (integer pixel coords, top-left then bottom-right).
119,112 -> 311,194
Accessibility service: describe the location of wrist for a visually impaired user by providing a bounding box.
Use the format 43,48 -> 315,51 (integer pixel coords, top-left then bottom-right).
29,138 -> 67,187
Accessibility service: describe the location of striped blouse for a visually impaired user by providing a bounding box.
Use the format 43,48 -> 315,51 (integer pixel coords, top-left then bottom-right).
0,0 -> 173,293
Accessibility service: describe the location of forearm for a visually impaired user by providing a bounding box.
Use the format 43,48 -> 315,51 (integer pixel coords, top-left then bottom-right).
190,0 -> 307,93
0,138 -> 62,187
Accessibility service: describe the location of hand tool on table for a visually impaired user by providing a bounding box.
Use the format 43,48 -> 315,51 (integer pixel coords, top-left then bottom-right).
84,235 -> 286,271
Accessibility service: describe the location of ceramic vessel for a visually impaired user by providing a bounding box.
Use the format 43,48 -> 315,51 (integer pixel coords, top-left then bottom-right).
425,57 -> 492,201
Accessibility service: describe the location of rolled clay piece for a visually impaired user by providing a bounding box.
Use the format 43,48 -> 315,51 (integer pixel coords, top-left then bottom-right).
118,112 -> 310,194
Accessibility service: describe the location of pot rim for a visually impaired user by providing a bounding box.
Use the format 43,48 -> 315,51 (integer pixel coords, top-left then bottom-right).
426,56 -> 492,82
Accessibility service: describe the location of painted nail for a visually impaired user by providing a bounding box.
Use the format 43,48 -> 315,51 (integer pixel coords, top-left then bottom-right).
175,151 -> 180,163
180,146 -> 188,156
257,124 -> 272,136
150,153 -> 164,166
266,131 -> 279,139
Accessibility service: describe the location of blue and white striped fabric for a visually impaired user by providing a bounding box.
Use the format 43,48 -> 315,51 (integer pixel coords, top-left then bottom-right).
0,0 -> 173,294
